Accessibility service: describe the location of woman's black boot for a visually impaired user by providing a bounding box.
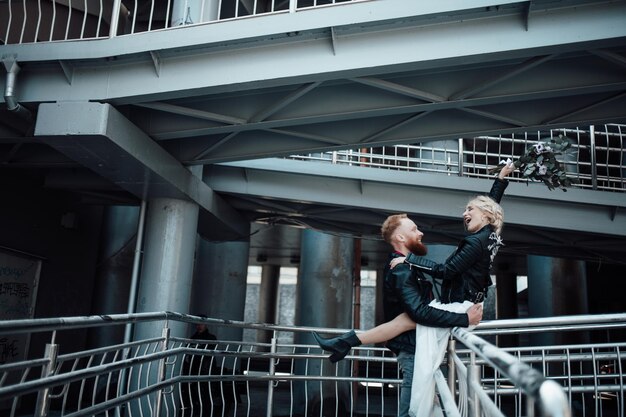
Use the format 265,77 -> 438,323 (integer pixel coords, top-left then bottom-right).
312,330 -> 361,363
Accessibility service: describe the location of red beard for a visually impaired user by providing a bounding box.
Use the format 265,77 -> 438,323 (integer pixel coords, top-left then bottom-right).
406,239 -> 428,256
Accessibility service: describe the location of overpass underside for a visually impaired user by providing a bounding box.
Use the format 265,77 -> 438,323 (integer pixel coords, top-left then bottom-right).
1,0 -> 625,262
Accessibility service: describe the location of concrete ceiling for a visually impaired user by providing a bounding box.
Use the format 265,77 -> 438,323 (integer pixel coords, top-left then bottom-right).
1,0 -> 626,265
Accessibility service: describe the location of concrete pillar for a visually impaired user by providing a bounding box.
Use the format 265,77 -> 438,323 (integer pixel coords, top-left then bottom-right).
126,198 -> 198,415
190,237 -> 250,342
495,272 -> 518,319
585,261 -> 626,341
294,229 -> 355,415
134,198 -> 199,340
375,267 -> 385,326
495,271 -> 518,347
296,229 -> 355,331
527,255 -> 589,346
257,264 -> 280,346
88,205 -> 139,348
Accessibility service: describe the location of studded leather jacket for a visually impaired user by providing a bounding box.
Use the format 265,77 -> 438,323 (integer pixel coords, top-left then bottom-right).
383,252 -> 469,355
404,178 -> 509,304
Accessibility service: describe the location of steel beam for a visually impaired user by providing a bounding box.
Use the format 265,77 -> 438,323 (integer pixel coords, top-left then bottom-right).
207,158 -> 626,238
0,0 -> 549,62
2,1 -> 625,105
34,102 -> 249,240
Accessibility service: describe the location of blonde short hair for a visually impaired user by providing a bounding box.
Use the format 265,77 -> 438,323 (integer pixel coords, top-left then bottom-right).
381,214 -> 407,243
468,196 -> 504,235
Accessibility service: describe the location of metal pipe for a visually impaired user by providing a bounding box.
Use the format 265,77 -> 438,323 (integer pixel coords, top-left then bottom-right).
34,343 -> 59,417
539,380 -> 571,417
447,339 -> 457,401
467,352 -> 480,417
353,238 -> 361,330
124,199 -> 147,344
435,370 -> 461,417
352,237 -> 362,405
527,396 -> 536,417
109,0 -> 122,38
457,138 -> 464,176
117,200 -> 147,417
3,58 -> 32,121
452,327 -> 572,417
154,326 -> 170,416
266,334 -> 277,417
590,125 -> 598,190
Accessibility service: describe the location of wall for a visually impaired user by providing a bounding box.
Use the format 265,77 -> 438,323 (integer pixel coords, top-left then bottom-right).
0,172 -> 103,359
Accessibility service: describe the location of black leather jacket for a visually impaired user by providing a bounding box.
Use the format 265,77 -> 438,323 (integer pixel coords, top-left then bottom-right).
383,252 -> 469,355
405,178 -> 508,304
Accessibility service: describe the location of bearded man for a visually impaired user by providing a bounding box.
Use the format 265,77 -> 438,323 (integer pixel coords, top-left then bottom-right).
377,214 -> 483,417
313,214 -> 482,417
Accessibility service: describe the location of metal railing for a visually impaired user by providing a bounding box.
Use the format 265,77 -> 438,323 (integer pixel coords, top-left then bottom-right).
463,314 -> 626,417
2,312 -> 624,417
449,329 -> 570,417
0,312 -> 403,417
290,124 -> 626,193
0,0 -> 366,45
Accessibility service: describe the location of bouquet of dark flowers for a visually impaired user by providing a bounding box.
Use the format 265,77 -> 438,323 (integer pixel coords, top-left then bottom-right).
490,135 -> 577,191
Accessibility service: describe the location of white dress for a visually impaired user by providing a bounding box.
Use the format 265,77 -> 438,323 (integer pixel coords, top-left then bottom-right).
408,300 -> 475,417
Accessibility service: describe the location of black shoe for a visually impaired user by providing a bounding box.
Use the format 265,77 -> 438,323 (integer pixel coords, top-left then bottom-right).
312,330 -> 361,363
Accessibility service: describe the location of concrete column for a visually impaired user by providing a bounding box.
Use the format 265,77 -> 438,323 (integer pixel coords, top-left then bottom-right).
127,198 -> 197,415
296,229 -> 355,331
257,264 -> 280,346
133,198 -> 199,340
495,272 -> 518,320
88,205 -> 139,348
495,272 -> 518,347
527,255 -> 589,346
375,267 -> 385,326
190,237 -> 250,342
294,229 -> 355,415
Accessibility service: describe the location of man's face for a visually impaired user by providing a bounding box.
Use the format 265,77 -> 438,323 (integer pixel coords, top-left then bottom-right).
397,218 -> 427,256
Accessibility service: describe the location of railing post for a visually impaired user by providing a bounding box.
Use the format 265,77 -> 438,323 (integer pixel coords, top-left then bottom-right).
457,138 -> 464,176
447,339 -> 457,403
266,333 -> 277,417
527,396 -> 536,417
467,352 -> 481,417
34,342 -> 59,417
589,125 -> 598,190
154,325 -> 171,416
109,0 -> 122,38
539,380 -> 571,417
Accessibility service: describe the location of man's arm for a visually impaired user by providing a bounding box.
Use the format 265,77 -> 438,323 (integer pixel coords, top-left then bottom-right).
392,266 -> 473,328
404,235 -> 483,279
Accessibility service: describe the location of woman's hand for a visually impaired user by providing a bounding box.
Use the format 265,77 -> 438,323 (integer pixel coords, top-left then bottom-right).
498,160 -> 516,179
389,257 -> 406,269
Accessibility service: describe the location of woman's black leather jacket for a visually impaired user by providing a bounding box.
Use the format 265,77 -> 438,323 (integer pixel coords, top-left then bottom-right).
404,178 -> 508,303
383,252 -> 468,354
